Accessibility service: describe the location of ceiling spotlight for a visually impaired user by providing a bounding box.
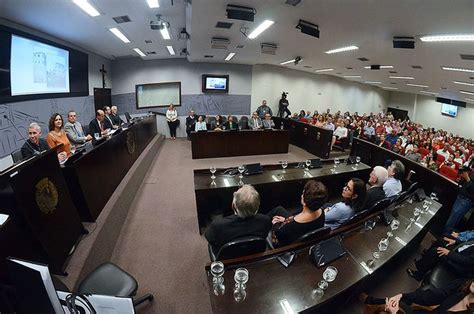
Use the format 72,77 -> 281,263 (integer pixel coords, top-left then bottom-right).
419,91 -> 439,95
420,34 -> 474,42
365,81 -> 382,84
280,58 -> 297,65
73,0 -> 100,17
382,86 -> 398,90
109,28 -> 130,43
296,19 -> 319,38
166,46 -> 175,55
364,65 -> 393,69
146,0 -> 159,8
343,75 -> 361,78
325,45 -> 358,54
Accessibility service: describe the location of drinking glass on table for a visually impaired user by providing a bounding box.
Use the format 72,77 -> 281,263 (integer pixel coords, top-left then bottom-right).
210,261 -> 225,296
233,268 -> 249,302
281,160 -> 288,173
238,165 -> 245,179
356,156 -> 361,168
312,266 -> 338,299
94,132 -> 100,141
210,166 -> 217,180
332,158 -> 340,173
372,238 -> 389,259
305,159 -> 311,170
387,219 -> 400,238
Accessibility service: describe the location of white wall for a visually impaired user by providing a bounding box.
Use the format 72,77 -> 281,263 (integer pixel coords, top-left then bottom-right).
111,58 -> 252,95
388,92 -> 416,118
414,95 -> 474,138
251,64 -> 390,114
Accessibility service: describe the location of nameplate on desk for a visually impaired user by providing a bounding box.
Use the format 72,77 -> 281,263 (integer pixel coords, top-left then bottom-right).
428,210 -> 435,215
395,236 -> 407,246
360,261 -> 374,274
415,222 -> 423,229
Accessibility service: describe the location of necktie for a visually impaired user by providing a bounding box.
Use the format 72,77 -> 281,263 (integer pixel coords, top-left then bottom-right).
100,121 -> 104,131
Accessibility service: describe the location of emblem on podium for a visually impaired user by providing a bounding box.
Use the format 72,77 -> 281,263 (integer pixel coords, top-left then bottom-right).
35,178 -> 58,214
126,132 -> 136,155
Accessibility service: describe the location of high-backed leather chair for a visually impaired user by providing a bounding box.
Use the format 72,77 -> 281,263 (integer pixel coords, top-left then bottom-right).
11,150 -> 23,163
208,236 -> 266,261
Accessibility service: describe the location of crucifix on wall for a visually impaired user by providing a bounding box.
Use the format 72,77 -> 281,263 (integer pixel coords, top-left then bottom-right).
99,64 -> 107,88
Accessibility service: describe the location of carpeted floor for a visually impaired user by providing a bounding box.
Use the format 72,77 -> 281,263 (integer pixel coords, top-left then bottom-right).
109,139 -> 431,313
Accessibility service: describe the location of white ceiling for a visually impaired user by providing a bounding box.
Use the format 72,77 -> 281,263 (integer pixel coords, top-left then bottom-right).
1,0 -> 473,102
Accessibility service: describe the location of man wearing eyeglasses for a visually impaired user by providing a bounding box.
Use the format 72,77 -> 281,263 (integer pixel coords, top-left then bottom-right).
64,111 -> 92,146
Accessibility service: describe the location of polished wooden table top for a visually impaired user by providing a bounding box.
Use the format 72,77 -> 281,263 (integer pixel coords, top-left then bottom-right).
206,197 -> 441,313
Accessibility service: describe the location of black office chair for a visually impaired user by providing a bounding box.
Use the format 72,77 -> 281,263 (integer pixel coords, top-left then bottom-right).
231,116 -> 239,124
367,198 -> 393,213
342,210 -> 369,227
75,262 -> 154,307
11,150 -> 23,163
124,112 -> 132,123
421,264 -> 459,290
208,236 -> 266,261
238,116 -> 249,129
394,182 -> 421,205
82,124 -> 90,137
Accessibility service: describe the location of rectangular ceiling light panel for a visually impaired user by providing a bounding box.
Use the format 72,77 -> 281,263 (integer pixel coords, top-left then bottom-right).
325,45 -> 358,54
109,28 -> 130,43
147,0 -> 159,8
248,20 -> 274,39
73,0 -> 100,17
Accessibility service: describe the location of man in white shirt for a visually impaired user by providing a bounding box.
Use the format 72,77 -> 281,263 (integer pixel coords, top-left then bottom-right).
383,160 -> 405,197
323,117 -> 335,131
331,121 -> 348,149
437,143 -> 451,161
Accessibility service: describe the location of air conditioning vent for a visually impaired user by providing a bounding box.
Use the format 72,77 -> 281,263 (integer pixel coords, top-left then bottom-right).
211,37 -> 230,49
303,65 -> 312,68
261,43 -> 277,55
460,54 -> 474,61
145,40 -> 153,44
285,0 -> 302,6
215,21 -> 233,29
411,65 -> 423,69
357,57 -> 369,62
146,51 -> 156,55
113,15 -> 131,24
389,71 -> 397,74
204,55 -> 214,58
236,45 -> 244,49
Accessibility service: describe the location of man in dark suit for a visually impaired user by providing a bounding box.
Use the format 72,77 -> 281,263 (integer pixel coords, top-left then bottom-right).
110,106 -> 124,126
88,109 -> 108,140
365,166 -> 388,209
21,122 -> 49,159
205,184 -> 271,254
185,110 -> 197,140
103,106 -> 114,129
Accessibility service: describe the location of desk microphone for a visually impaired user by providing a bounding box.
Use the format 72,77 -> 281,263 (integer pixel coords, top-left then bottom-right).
3,114 -> 40,155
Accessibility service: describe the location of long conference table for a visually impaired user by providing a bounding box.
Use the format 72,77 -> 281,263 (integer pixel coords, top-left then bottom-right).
191,129 -> 290,159
205,196 -> 442,313
194,160 -> 371,234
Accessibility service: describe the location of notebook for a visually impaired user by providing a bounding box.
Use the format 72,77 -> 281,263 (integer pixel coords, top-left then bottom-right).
309,236 -> 346,267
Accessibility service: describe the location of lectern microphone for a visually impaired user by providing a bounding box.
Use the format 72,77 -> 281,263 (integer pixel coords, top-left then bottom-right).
3,114 -> 40,155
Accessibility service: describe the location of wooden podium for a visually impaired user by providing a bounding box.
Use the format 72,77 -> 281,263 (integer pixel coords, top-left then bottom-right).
0,149 -> 84,280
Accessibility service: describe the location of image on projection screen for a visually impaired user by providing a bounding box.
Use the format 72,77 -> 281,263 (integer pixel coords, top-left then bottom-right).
10,35 -> 70,96
205,77 -> 227,90
136,83 -> 181,108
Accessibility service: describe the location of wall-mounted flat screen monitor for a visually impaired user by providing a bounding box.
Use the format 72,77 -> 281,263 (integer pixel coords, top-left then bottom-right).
11,35 -> 70,96
202,74 -> 229,93
441,104 -> 458,117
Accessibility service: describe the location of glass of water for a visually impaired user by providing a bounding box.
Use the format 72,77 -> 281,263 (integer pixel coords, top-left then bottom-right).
356,156 -> 361,168
305,159 -> 311,170
233,268 -> 249,302
312,266 -> 338,298
210,261 -> 225,296
238,165 -> 245,179
281,160 -> 288,173
332,158 -> 340,173
430,192 -> 438,200
94,132 -> 100,140
373,238 -> 389,259
210,166 -> 217,180
413,208 -> 421,221
387,219 -> 400,238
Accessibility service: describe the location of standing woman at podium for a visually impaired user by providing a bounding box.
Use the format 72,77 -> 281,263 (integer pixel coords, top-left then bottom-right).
46,113 -> 71,163
166,103 -> 179,140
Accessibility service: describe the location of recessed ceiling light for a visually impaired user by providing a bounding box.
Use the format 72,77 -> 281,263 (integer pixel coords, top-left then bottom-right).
407,83 -> 429,88
133,48 -> 146,57
315,68 -> 334,72
146,0 -> 159,8
459,90 -> 474,95
280,59 -> 296,65
365,81 -> 382,84
160,27 -> 171,40
325,45 -> 359,54
420,34 -> 474,42
419,91 -> 439,95
442,66 -> 474,73
109,28 -> 130,43
389,76 -> 415,80
166,45 -> 175,55
343,75 -> 361,78
454,81 -> 474,87
73,0 -> 100,17
248,20 -> 274,39
225,52 -> 236,61
382,86 -> 398,90
364,65 -> 393,69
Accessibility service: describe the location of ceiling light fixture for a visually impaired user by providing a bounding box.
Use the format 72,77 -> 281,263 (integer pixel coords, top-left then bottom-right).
465,98 -> 474,103
459,90 -> 474,96
419,91 -> 439,95
382,86 -> 398,90
407,83 -> 429,88
364,65 -> 393,69
280,59 -> 296,65
325,45 -> 359,54
365,81 -> 382,84
225,52 -> 236,61
160,26 -> 171,40
146,0 -> 159,8
72,0 -> 100,17
420,34 -> 474,42
343,75 -> 361,78
442,66 -> 474,73
248,20 -> 274,39
454,81 -> 474,87
389,76 -> 415,80
315,68 -> 334,72
133,48 -> 146,57
109,28 -> 130,43
166,45 -> 175,55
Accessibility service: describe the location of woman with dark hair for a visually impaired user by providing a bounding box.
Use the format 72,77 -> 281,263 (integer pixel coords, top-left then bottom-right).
46,113 -> 71,162
324,178 -> 367,229
362,279 -> 474,313
268,180 -> 328,246
211,115 -> 223,131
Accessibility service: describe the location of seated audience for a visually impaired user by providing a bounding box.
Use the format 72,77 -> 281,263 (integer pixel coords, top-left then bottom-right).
110,105 -> 124,126
365,166 -> 389,209
210,115 -> 224,131
362,279 -> 474,314
205,185 -> 271,254
88,109 -> 109,140
383,160 -> 405,197
314,115 -> 325,128
256,100 -> 272,118
64,110 -> 92,146
324,117 -> 335,131
406,233 -> 474,281
377,134 -> 391,149
454,150 -> 464,165
224,115 -> 238,130
262,114 -> 275,129
437,143 -> 451,161
385,129 -> 399,146
391,138 -> 403,154
405,144 -> 422,163
194,115 -> 207,131
363,122 -> 375,138
249,112 -> 263,130
185,110 -> 197,139
46,113 -> 71,162
21,122 -> 49,159
332,121 -> 348,149
324,178 -> 367,229
268,180 -> 328,246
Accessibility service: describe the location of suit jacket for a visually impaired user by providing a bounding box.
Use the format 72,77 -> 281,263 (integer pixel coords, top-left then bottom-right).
262,119 -> 275,129
248,117 -> 262,129
205,214 -> 271,254
186,115 -> 197,129
365,186 -> 386,209
21,138 -> 49,159
64,121 -> 87,145
104,115 -> 113,129
110,114 -> 123,126
88,118 -> 104,137
224,121 -> 238,130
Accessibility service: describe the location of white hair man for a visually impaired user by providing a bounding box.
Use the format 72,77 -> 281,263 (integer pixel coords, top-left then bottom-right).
205,184 -> 271,254
366,166 -> 389,208
20,122 -> 50,159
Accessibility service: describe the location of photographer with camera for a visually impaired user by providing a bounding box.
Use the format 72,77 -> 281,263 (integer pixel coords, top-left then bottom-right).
444,157 -> 474,233
277,92 -> 291,118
